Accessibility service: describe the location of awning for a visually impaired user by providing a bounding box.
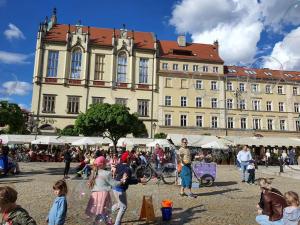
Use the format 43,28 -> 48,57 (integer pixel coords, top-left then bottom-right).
31,136 -> 65,145
201,140 -> 230,149
146,139 -> 171,147
166,134 -> 221,147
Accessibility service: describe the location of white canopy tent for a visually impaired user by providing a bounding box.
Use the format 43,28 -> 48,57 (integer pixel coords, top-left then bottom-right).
109,138 -> 154,147
71,137 -> 97,146
31,136 -> 65,145
166,134 -> 221,147
0,134 -> 42,145
201,140 -> 230,149
226,136 -> 300,147
146,139 -> 171,147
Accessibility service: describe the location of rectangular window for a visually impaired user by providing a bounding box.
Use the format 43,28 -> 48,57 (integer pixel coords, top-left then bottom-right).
92,97 -> 104,104
211,81 -> 217,90
293,87 -> 298,95
47,51 -> 59,77
195,80 -> 202,89
265,85 -> 271,94
138,100 -> 149,117
165,78 -> 172,87
71,50 -> 82,79
280,120 -> 285,130
67,96 -> 80,114
253,118 -> 261,130
94,54 -> 105,80
162,63 -> 168,70
227,82 -> 233,91
115,98 -> 127,106
165,96 -> 172,106
138,99 -> 149,117
296,120 -> 300,131
252,100 -> 260,111
139,58 -> 148,83
213,66 -> 218,73
183,64 -> 189,71
180,115 -> 187,127
240,99 -> 246,110
203,65 -> 208,72
42,95 -> 55,113
278,86 -> 283,94
181,96 -> 187,107
181,79 -> 188,88
241,118 -> 247,129
117,54 -> 127,82
193,65 -> 198,72
227,99 -> 233,109
196,115 -> 203,127
227,117 -> 234,129
165,114 -> 172,126
196,97 -> 202,108
252,84 -> 259,93
279,102 -> 284,112
267,119 -> 273,130
266,101 -> 272,111
294,103 -> 299,113
239,83 -> 245,92
211,98 -> 218,108
173,64 -> 178,71
211,116 -> 218,128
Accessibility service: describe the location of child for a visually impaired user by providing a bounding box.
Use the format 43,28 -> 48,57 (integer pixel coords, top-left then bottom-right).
47,180 -> 68,225
0,186 -> 37,225
247,160 -> 255,185
85,156 -> 126,224
283,191 -> 300,225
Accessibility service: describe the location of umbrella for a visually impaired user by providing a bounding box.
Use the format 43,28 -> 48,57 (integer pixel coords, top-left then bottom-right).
71,137 -> 97,146
201,140 -> 229,149
31,136 -> 65,145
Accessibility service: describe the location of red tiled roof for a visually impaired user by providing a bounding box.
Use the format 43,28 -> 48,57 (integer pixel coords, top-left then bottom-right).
159,40 -> 224,63
44,24 -> 155,50
225,65 -> 300,81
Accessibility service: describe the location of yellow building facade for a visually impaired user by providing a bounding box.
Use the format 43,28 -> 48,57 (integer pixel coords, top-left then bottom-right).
31,11 -> 300,137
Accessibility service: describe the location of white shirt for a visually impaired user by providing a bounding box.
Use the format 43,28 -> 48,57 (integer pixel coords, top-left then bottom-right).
237,150 -> 252,163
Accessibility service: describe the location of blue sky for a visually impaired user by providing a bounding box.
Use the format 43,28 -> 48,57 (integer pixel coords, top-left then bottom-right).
0,0 -> 300,110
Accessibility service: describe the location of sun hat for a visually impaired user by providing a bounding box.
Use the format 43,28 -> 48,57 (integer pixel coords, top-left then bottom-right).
94,156 -> 106,167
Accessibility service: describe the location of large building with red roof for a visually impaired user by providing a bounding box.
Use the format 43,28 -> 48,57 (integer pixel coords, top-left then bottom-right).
31,9 -> 300,137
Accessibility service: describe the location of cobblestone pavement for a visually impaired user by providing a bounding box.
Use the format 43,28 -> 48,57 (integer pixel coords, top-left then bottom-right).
1,163 -> 300,225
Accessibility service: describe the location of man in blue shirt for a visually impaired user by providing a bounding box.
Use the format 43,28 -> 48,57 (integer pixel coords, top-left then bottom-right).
237,145 -> 252,182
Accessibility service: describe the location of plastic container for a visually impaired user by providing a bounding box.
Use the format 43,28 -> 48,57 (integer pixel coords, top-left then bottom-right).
161,207 -> 172,221
161,199 -> 173,208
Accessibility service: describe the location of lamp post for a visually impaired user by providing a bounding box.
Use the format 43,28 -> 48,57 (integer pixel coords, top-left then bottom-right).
152,122 -> 157,138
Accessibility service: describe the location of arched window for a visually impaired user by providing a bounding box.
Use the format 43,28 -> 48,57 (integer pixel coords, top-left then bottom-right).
71,48 -> 82,79
117,52 -> 127,83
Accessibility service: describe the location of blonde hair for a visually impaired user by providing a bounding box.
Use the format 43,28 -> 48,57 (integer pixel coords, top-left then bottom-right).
257,178 -> 272,190
285,191 -> 299,206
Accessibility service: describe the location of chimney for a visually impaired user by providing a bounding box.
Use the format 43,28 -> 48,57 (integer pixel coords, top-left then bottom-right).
213,40 -> 219,53
50,8 -> 57,25
177,34 -> 186,47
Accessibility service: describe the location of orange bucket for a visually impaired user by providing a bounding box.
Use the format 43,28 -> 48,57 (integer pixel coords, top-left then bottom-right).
161,199 -> 173,208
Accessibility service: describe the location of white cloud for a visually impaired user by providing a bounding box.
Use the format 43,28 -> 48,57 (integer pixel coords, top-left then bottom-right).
0,51 -> 31,64
18,103 -> 29,110
170,0 -> 263,64
0,81 -> 32,96
4,23 -> 25,41
169,0 -> 300,65
264,27 -> 300,71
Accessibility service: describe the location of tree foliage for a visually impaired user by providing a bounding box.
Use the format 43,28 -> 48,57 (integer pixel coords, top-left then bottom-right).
154,132 -> 167,139
75,103 -> 148,147
0,101 -> 26,134
59,126 -> 79,136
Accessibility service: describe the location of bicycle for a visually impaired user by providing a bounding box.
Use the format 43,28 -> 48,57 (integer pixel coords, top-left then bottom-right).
135,161 -> 176,185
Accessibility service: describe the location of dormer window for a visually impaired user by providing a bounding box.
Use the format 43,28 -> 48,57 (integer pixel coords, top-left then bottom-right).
117,52 -> 127,83
70,48 -> 82,79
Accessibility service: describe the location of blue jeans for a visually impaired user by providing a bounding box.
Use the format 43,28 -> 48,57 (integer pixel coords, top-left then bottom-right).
112,190 -> 127,225
240,161 -> 249,181
256,215 -> 283,225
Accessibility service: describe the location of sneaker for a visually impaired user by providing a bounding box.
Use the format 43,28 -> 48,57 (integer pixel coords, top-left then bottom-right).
241,180 -> 245,182
188,193 -> 197,198
179,192 -> 187,197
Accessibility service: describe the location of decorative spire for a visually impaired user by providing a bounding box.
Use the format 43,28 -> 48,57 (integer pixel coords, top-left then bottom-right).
122,24 -> 126,30
50,7 -> 57,25
53,7 -> 56,15
113,28 -> 116,38
87,26 -> 90,35
44,16 -> 48,25
131,29 -> 135,40
67,24 -> 70,33
77,19 -> 82,26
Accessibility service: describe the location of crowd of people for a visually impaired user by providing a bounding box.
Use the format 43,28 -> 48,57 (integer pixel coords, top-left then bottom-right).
1,141 -> 300,224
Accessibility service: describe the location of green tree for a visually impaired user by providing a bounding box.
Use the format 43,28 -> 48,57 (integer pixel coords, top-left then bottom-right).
75,103 -> 148,149
59,126 -> 79,136
154,132 -> 167,139
0,101 -> 26,134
